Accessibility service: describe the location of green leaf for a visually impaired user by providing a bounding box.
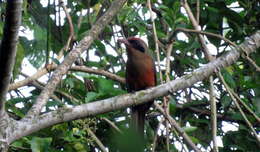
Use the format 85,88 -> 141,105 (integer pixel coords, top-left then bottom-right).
0,21 -> 3,36
230,113 -> 243,121
94,40 -> 106,55
30,137 -> 52,152
73,142 -> 87,152
221,94 -> 232,109
113,128 -> 145,152
85,92 -> 99,102
97,78 -> 114,92
11,140 -> 25,149
183,126 -> 198,133
13,42 -> 25,79
189,136 -> 200,144
169,97 -> 177,114
222,70 -> 236,89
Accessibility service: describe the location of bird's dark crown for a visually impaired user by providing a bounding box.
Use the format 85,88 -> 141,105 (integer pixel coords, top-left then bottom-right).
127,37 -> 147,53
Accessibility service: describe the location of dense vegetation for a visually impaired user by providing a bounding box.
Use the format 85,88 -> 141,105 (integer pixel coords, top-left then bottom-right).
0,0 -> 259,151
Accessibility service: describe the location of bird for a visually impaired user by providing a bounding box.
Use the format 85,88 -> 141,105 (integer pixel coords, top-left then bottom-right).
118,37 -> 157,137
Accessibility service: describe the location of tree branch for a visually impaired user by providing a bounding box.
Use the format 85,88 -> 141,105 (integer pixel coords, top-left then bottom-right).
147,0 -> 163,83
154,102 -> 201,152
8,31 -> 260,144
9,65 -> 125,91
70,66 -> 125,83
181,1 -> 219,151
101,117 -> 122,134
25,0 -> 128,118
87,128 -> 108,152
0,0 -> 23,115
218,72 -> 260,145
175,28 -> 237,47
9,68 -> 48,91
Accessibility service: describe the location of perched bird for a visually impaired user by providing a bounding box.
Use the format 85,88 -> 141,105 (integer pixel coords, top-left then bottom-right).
118,37 -> 156,136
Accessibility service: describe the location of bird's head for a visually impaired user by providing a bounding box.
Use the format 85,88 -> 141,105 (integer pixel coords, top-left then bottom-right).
118,37 -> 148,54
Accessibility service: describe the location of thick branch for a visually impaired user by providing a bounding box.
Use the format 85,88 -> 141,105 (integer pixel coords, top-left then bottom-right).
8,31 -> 260,144
25,0 -> 128,118
0,0 -> 23,115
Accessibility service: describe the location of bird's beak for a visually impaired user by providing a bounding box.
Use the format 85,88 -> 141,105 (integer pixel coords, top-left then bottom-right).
118,38 -> 130,47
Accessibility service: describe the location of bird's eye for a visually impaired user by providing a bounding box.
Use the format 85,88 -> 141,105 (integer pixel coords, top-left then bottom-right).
128,40 -> 145,52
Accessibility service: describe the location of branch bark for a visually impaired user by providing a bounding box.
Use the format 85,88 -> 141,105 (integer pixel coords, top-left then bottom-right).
25,0 -> 128,118
0,0 -> 23,116
0,2 -> 23,149
7,30 -> 260,144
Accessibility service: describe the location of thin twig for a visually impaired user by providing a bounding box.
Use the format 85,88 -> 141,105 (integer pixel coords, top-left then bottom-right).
87,128 -> 108,152
196,0 -> 200,24
101,117 -> 122,134
9,65 -> 125,91
218,72 -> 260,145
164,43 -> 174,152
148,1 -> 170,150
26,0 -> 128,118
9,68 -> 48,91
154,102 -> 202,152
40,82 -> 85,106
165,43 -> 173,83
59,0 -> 75,53
209,76 -> 218,151
77,11 -> 83,29
178,6 -> 260,148
11,1 -> 80,93
244,55 -> 260,72
9,31 -> 260,146
31,82 -> 64,105
54,89 -> 80,104
181,1 -> 219,151
147,0 -> 163,83
21,73 -> 67,106
181,0 -> 212,60
163,96 -> 170,152
151,121 -> 162,152
230,89 -> 260,123
59,0 -> 75,39
18,0 -> 80,96
176,28 -> 260,123
175,28 -> 237,48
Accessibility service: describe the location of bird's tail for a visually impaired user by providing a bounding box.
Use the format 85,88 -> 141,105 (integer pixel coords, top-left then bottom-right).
131,102 -> 152,138
131,107 -> 146,137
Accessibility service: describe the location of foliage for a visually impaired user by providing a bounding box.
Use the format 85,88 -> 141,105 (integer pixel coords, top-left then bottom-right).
0,0 -> 259,151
